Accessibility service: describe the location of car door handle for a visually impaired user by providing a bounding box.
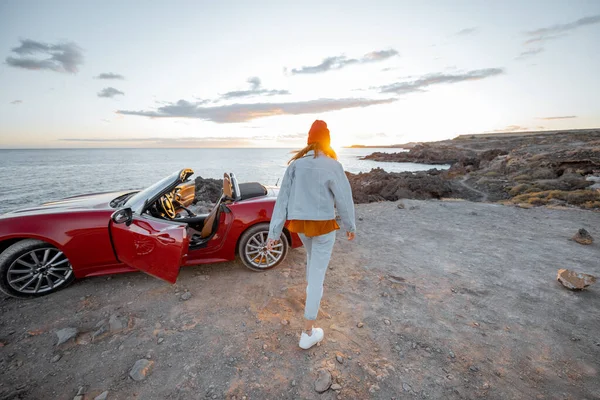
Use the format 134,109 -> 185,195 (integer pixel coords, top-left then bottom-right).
156,234 -> 176,244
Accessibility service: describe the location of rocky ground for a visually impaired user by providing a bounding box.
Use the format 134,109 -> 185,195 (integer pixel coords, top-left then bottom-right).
1,200 -> 599,400
359,129 -> 600,208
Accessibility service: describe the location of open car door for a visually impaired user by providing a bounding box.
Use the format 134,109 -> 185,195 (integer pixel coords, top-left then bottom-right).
110,209 -> 189,284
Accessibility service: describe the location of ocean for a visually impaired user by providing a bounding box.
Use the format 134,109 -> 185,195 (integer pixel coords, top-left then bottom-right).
0,148 -> 447,214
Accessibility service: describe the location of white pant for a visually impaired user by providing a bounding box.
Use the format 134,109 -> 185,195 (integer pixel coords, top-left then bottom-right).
298,230 -> 336,320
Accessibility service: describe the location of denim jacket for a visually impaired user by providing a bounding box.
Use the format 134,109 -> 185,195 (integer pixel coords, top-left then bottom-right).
268,150 -> 356,241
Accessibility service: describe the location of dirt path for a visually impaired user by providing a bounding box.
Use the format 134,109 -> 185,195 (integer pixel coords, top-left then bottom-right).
1,200 -> 599,399
459,174 -> 488,202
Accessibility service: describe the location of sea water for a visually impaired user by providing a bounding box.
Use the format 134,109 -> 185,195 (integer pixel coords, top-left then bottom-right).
0,148 -> 447,214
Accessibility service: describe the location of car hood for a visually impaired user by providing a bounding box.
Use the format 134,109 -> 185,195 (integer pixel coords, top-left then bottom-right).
1,191 -> 136,218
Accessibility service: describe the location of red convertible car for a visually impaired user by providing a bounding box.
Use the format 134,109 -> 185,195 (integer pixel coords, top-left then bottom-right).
0,169 -> 301,298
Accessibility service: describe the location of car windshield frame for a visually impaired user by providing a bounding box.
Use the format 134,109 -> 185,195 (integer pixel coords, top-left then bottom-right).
124,170 -> 183,214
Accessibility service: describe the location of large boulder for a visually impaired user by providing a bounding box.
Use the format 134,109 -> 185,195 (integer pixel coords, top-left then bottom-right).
346,168 -> 454,203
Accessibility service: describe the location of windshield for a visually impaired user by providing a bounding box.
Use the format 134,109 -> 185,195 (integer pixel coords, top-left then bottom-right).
124,171 -> 181,212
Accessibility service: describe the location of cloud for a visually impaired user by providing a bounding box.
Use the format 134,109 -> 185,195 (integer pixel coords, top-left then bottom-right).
374,68 -> 504,95
276,133 -> 307,140
57,134 -> 308,147
290,49 -> 399,74
5,39 -> 83,73
118,97 -> 397,123
10,100 -> 23,105
221,77 -> 290,99
487,125 -> 528,133
525,15 -> 600,44
515,47 -> 544,60
98,87 -> 124,98
455,27 -> 478,36
58,137 -> 247,143
95,72 -> 125,80
538,115 -> 577,120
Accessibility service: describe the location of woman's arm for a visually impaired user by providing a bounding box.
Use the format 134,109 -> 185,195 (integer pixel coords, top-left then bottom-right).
268,163 -> 294,241
329,163 -> 356,233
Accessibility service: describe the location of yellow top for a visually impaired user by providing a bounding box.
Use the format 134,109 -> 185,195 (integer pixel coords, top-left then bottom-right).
287,219 -> 340,237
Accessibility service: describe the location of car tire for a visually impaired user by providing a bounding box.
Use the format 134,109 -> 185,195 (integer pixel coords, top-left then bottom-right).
0,239 -> 75,298
238,223 -> 289,272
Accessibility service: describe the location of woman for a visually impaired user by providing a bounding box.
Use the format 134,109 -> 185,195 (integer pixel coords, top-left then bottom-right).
267,120 -> 356,350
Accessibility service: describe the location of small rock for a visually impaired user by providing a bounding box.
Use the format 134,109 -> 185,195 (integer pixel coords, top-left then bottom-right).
180,292 -> 192,301
397,202 -> 405,209
314,369 -> 332,393
358,217 -> 363,221
158,338 -> 164,344
95,319 -> 107,329
409,205 -> 420,210
557,269 -> 597,290
56,327 -> 78,346
331,383 -> 342,391
77,386 -> 86,396
281,319 -> 289,325
336,355 -> 344,364
369,384 -> 380,393
572,228 -> 593,245
129,359 -> 155,381
469,366 -> 479,372
262,344 -> 268,350
95,391 -> 109,400
93,323 -> 108,340
449,350 -> 455,359
402,382 -> 412,392
384,319 -> 391,326
291,380 -> 296,387
51,354 -> 62,363
357,322 -> 364,328
109,314 -> 125,332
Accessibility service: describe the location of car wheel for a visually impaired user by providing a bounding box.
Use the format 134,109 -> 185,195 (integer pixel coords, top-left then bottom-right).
0,239 -> 75,298
238,223 -> 289,272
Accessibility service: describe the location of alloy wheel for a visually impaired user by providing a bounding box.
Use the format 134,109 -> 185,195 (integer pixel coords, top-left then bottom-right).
244,231 -> 284,269
7,248 -> 73,295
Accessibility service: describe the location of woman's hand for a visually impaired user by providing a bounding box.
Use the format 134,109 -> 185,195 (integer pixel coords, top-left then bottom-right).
347,231 -> 355,241
266,238 -> 278,251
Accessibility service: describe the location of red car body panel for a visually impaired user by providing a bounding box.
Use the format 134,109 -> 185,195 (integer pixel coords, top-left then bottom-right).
111,217 -> 190,284
0,184 -> 301,283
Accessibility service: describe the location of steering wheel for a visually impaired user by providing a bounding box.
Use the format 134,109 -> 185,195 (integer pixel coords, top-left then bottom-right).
158,192 -> 177,219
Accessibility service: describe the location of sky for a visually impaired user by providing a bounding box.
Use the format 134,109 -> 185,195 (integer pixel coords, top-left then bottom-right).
0,0 -> 599,149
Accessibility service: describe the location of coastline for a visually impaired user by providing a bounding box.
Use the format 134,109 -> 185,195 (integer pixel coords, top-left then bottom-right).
351,128 -> 600,209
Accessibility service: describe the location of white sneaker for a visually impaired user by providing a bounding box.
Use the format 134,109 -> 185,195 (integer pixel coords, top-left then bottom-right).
299,328 -> 324,349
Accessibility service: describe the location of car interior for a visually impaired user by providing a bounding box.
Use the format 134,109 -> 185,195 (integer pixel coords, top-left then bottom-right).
148,173 -> 268,248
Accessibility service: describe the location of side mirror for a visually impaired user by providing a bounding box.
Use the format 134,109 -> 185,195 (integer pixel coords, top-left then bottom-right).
111,208 -> 133,226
